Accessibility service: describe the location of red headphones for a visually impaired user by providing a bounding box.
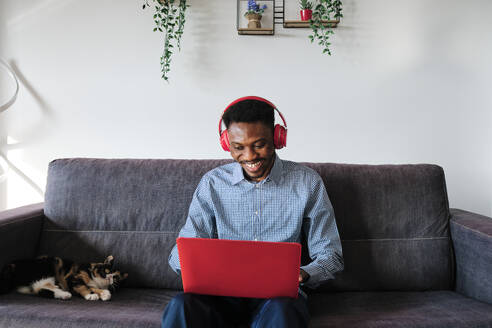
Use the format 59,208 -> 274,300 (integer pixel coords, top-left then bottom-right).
218,96 -> 287,152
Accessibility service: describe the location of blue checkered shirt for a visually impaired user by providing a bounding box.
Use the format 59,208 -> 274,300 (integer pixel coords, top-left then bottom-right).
168,154 -> 344,289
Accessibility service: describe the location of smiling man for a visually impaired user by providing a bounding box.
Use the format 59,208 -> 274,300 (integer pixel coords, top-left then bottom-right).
163,96 -> 344,327
228,120 -> 275,181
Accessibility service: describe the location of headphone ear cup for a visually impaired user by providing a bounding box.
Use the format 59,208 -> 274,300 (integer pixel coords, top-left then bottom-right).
274,124 -> 287,149
280,126 -> 287,148
220,130 -> 231,152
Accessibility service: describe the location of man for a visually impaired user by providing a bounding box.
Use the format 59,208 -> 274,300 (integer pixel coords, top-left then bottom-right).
163,96 -> 344,327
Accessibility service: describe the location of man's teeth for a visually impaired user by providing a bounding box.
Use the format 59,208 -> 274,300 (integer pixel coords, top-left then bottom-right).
245,161 -> 261,169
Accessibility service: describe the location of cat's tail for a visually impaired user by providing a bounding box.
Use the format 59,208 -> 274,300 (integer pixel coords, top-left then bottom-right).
0,263 -> 15,294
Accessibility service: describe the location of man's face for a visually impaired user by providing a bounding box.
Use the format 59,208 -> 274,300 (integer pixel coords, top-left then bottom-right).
228,121 -> 276,182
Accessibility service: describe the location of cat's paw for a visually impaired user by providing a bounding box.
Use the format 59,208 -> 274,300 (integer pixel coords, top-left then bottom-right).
100,290 -> 111,301
84,293 -> 99,301
54,290 -> 72,300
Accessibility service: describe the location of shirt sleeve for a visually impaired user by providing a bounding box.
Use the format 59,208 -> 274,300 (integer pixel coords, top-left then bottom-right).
168,175 -> 217,276
300,174 -> 344,289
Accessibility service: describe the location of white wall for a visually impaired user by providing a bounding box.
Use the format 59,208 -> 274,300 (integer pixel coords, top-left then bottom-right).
0,2 -> 8,211
0,0 -> 491,216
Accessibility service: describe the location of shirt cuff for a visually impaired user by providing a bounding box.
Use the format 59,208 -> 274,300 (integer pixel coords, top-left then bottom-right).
300,262 -> 333,289
168,245 -> 182,276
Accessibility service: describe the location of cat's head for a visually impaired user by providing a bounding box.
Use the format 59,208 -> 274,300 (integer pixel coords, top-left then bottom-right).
88,256 -> 128,290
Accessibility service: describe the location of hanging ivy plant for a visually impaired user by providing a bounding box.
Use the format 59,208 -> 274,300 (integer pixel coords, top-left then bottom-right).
143,0 -> 189,82
309,0 -> 342,55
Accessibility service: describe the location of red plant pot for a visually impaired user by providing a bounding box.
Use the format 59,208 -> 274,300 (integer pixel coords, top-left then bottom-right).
300,9 -> 312,21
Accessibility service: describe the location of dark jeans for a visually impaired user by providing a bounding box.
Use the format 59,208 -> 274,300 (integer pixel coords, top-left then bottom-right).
161,292 -> 310,328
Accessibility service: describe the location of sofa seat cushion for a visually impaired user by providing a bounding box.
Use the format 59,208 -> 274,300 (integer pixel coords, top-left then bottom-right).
0,288 -> 180,328
308,291 -> 492,327
2,289 -> 492,328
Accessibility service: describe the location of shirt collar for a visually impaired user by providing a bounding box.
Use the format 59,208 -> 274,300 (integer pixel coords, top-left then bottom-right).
232,153 -> 283,185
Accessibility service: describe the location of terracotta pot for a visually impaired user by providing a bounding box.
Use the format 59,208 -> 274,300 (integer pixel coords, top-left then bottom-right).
300,9 -> 312,21
245,13 -> 262,28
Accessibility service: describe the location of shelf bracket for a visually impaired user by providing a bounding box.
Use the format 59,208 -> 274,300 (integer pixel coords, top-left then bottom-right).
274,0 -> 284,25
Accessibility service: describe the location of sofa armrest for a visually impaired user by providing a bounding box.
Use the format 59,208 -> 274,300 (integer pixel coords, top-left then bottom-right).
0,203 -> 45,269
450,208 -> 492,304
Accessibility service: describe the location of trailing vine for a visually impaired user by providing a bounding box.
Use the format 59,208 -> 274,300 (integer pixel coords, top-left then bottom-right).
309,0 -> 342,55
143,0 -> 188,82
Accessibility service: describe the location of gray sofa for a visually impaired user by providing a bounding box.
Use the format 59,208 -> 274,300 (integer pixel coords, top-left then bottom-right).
1,158 -> 492,327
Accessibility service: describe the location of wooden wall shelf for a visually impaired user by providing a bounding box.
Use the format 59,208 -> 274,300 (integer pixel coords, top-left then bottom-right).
283,20 -> 339,28
238,28 -> 274,35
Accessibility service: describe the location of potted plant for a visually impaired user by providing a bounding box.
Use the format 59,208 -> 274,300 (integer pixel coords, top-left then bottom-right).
244,0 -> 267,29
309,0 -> 343,55
142,0 -> 189,82
299,0 -> 313,21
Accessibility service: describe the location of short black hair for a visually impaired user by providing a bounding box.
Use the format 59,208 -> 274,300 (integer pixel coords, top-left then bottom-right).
222,99 -> 275,131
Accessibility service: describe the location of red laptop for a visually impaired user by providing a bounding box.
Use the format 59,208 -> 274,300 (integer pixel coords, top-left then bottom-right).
176,237 -> 301,299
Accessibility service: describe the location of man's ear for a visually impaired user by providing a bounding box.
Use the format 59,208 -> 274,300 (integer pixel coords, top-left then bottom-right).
104,255 -> 114,267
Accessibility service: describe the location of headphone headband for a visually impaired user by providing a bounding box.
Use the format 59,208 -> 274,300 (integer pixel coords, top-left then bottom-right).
218,96 -> 287,137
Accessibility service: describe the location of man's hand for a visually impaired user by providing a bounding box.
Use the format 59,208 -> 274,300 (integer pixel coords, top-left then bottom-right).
299,269 -> 310,283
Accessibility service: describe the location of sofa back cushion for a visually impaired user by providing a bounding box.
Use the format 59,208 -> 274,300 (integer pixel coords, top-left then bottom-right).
41,159 -> 452,291
302,163 -> 452,291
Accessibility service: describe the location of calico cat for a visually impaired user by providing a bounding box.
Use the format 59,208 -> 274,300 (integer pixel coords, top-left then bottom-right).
0,255 -> 128,301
